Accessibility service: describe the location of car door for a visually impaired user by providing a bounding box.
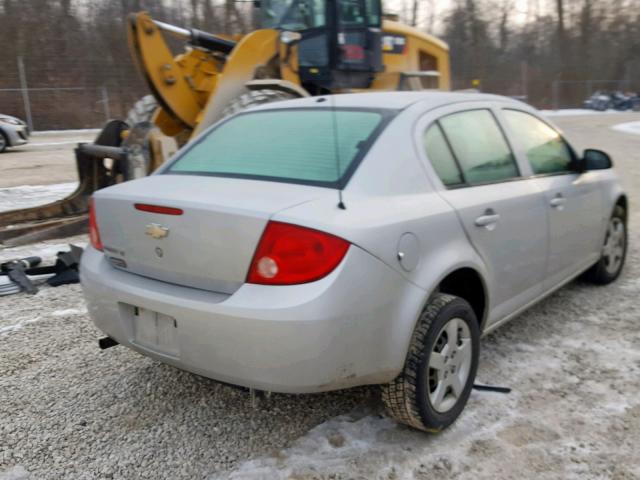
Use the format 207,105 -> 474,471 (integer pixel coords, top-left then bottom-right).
418,105 -> 549,325
500,109 -> 604,290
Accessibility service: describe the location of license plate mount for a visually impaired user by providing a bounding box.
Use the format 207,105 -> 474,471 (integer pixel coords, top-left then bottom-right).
132,306 -> 179,358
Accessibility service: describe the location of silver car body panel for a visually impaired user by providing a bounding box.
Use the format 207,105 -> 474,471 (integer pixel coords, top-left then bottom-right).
0,114 -> 29,148
95,175 -> 333,293
82,243 -> 427,393
81,91 -> 626,393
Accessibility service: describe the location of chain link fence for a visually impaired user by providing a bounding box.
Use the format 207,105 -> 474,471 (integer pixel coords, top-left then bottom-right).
0,56 -> 146,131
2,55 -> 638,132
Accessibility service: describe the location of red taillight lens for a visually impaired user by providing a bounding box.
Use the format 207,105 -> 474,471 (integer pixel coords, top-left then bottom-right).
88,197 -> 103,251
247,221 -> 350,285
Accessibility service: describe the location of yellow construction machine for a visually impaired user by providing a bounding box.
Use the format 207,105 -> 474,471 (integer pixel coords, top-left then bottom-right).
0,0 -> 450,245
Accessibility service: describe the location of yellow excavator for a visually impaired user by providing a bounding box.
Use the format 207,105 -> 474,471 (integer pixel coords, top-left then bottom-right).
0,0 -> 450,246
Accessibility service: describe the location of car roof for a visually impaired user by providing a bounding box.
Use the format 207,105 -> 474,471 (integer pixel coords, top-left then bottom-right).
250,91 -> 522,112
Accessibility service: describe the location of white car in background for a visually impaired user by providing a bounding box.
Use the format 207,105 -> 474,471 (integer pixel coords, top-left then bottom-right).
0,114 -> 29,153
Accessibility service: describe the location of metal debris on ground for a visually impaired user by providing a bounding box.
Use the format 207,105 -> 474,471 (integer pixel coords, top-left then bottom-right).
0,244 -> 83,296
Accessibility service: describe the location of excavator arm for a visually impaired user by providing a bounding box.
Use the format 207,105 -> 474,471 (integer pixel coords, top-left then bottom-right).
127,12 -> 229,134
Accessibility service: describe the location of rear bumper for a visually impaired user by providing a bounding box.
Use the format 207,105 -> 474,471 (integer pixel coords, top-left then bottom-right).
80,246 -> 427,393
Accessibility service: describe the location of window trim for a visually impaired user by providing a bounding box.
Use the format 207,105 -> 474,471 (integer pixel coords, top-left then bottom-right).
161,106 -> 398,189
424,121 -> 466,187
501,108 -> 581,178
424,108 -> 523,189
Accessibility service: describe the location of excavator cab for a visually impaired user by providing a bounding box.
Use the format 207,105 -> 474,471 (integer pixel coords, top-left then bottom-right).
259,0 -> 383,92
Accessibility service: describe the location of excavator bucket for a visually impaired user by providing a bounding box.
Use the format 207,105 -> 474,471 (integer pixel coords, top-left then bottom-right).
0,120 -> 161,247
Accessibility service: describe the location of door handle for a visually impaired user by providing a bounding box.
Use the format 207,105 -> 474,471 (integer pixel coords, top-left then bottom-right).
475,210 -> 500,229
550,194 -> 566,209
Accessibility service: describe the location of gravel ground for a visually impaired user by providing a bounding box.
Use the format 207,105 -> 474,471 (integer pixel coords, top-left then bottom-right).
1,113 -> 639,480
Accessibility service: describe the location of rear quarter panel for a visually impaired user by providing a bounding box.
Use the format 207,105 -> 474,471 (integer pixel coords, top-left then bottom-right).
274,107 -> 490,340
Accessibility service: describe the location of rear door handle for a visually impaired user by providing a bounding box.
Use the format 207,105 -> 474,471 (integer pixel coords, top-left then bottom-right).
550,194 -> 566,209
475,211 -> 500,229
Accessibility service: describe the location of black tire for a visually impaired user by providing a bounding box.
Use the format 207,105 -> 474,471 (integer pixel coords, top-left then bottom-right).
0,130 -> 8,153
382,293 -> 480,433
583,205 -> 627,284
125,95 -> 158,127
222,89 -> 298,117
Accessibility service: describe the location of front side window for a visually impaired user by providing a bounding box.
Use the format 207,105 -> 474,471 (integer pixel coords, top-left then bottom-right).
439,109 -> 519,185
423,124 -> 463,186
166,109 -> 387,188
503,109 -> 574,175
261,0 -> 326,30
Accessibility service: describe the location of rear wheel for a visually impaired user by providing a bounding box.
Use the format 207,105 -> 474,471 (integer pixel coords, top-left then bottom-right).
382,293 -> 480,433
0,130 -> 7,153
584,205 -> 627,284
222,89 -> 298,117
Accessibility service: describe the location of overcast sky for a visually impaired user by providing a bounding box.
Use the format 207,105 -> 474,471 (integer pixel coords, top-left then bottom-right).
386,0 -> 541,33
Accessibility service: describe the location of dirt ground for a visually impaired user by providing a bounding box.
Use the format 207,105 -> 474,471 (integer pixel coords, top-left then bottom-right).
1,113 -> 639,480
0,130 -> 96,188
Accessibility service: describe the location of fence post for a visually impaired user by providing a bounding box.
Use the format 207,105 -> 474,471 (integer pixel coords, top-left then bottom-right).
552,79 -> 559,110
17,56 -> 34,131
101,86 -> 111,122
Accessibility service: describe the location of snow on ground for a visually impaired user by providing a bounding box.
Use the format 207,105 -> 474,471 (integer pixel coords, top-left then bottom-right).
1,114 -> 639,480
611,121 -> 640,136
540,108 -> 629,117
0,466 -> 29,480
0,182 -> 77,213
31,129 -> 100,136
0,236 -> 86,263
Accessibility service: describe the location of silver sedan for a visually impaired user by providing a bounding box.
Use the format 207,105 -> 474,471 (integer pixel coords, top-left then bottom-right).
81,91 -> 627,432
0,114 -> 29,153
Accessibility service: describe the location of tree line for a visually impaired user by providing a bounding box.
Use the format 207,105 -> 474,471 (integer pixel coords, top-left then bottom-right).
0,0 -> 638,128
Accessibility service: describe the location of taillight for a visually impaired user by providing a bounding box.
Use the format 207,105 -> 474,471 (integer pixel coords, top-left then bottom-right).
89,198 -> 103,251
247,221 -> 350,285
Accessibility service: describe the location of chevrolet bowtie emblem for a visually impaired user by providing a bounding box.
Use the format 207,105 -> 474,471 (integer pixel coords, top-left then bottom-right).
145,223 -> 169,240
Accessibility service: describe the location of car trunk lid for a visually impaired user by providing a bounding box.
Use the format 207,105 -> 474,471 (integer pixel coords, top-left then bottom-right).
94,175 -> 331,293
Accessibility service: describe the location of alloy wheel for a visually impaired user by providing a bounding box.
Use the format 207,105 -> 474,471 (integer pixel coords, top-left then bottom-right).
427,317 -> 473,413
603,217 -> 625,275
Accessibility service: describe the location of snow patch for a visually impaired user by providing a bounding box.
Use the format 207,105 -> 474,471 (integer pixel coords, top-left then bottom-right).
51,308 -> 87,317
0,239 -> 86,263
611,121 -> 640,136
0,466 -> 29,480
0,183 -> 77,213
0,316 -> 42,335
27,140 -> 86,147
31,128 -> 100,136
540,109 -> 626,117
214,415 -> 405,480
1,308 -> 87,334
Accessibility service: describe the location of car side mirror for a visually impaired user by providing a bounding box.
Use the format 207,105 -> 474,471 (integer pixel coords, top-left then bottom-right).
582,149 -> 612,171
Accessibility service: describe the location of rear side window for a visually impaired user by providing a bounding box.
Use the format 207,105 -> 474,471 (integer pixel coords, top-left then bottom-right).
423,124 -> 463,186
167,109 -> 387,188
439,110 -> 519,185
503,109 -> 574,175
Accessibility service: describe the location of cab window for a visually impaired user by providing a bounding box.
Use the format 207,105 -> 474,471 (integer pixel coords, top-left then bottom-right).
503,109 -> 574,175
439,110 -> 519,185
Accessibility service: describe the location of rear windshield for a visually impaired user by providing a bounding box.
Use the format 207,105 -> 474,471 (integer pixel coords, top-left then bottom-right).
165,108 -> 390,188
